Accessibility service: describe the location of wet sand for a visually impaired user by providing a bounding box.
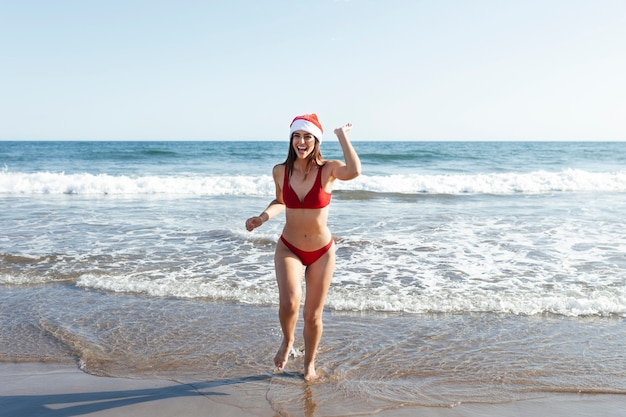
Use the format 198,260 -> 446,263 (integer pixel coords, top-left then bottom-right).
2,362 -> 626,417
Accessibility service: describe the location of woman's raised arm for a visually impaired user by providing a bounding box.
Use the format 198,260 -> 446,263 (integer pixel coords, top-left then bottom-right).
331,123 -> 361,181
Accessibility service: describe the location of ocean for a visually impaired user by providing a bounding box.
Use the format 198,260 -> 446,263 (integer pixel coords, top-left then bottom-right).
1,140 -> 626,412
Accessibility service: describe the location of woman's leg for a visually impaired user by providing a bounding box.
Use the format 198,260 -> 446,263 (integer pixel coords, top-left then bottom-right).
274,239 -> 304,370
302,242 -> 335,381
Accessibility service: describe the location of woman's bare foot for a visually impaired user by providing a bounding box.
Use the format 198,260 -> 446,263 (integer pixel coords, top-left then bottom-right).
304,362 -> 318,382
274,339 -> 292,371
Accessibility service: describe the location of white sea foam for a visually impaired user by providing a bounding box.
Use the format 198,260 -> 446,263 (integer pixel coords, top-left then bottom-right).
0,171 -> 275,196
67,211 -> 626,318
2,169 -> 626,195
69,268 -> 626,317
4,197 -> 626,318
345,169 -> 626,194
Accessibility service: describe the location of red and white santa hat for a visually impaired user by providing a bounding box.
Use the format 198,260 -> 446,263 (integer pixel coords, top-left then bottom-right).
289,113 -> 324,143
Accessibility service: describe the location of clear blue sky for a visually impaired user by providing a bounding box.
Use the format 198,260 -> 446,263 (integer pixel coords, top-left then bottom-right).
1,0 -> 625,141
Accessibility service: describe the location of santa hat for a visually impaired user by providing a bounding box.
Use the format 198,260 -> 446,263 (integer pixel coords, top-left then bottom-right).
289,114 -> 323,143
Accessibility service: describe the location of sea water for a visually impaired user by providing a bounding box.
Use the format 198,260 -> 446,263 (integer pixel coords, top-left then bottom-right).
1,140 -> 626,410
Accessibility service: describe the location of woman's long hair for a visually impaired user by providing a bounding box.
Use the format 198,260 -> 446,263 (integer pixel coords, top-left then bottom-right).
284,134 -> 325,177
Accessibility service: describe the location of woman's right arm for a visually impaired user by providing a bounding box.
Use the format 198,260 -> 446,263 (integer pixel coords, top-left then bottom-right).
245,164 -> 285,231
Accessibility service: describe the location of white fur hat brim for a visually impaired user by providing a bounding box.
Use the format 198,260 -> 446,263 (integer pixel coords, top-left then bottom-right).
289,118 -> 323,143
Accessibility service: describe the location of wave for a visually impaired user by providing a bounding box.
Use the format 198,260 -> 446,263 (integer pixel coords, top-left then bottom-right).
1,169 -> 626,196
3,269 -> 623,318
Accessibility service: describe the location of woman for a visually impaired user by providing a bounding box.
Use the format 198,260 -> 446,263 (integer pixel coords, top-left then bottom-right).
245,113 -> 361,381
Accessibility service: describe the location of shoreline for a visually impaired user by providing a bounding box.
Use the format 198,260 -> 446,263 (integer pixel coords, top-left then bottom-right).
2,362 -> 626,417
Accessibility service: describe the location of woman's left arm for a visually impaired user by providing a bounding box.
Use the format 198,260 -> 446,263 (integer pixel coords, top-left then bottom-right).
331,123 -> 362,181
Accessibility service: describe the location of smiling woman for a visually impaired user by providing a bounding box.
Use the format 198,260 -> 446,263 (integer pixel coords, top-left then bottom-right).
245,113 -> 361,381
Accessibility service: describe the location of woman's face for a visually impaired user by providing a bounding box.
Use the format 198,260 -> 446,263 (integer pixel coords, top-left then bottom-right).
291,130 -> 317,159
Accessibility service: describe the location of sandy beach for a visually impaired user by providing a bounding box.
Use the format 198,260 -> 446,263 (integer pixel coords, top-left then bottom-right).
2,362 -> 626,417
0,362 -> 272,417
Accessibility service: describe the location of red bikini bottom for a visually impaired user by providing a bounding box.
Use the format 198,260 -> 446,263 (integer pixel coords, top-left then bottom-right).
280,235 -> 333,266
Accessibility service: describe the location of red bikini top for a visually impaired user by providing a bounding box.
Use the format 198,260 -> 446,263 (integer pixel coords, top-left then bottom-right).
282,164 -> 332,209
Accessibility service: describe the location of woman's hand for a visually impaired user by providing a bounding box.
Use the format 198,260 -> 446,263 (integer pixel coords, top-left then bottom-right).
246,211 -> 270,231
245,216 -> 264,231
334,123 -> 353,137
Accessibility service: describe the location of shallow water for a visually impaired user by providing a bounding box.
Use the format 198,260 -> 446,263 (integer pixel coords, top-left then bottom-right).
2,140 -> 626,409
1,284 -> 624,409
